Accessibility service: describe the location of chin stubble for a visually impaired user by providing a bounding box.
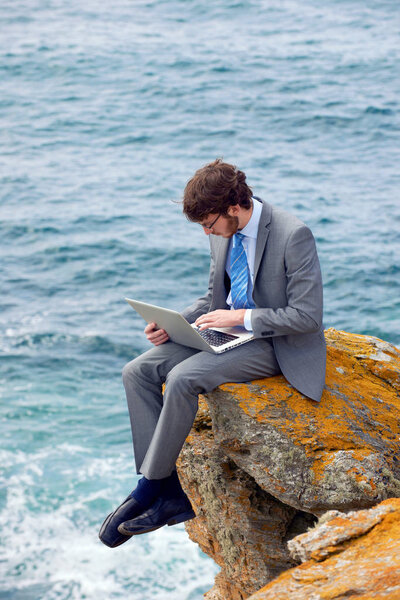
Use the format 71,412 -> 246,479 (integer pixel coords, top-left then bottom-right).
226,215 -> 239,236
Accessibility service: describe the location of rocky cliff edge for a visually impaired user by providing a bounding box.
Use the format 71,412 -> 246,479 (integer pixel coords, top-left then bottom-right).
177,328 -> 400,599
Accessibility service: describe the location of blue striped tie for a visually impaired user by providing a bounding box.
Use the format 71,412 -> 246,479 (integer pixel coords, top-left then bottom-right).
230,232 -> 251,309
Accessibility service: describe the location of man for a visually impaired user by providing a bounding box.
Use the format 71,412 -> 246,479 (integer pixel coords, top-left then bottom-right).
99,159 -> 326,548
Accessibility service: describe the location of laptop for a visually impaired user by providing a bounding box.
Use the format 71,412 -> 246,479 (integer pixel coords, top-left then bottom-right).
125,298 -> 254,354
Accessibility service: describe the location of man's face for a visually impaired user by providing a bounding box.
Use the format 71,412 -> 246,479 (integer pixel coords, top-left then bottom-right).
199,212 -> 239,238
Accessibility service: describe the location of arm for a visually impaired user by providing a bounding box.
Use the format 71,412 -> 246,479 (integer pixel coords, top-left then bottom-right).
250,225 -> 323,337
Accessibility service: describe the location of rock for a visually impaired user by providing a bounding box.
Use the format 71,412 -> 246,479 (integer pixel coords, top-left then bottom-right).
247,498 -> 400,599
178,407 -> 316,599
177,329 -> 400,599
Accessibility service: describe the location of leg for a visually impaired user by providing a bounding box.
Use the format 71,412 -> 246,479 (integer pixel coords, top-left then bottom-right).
99,341 -> 198,548
116,338 -> 280,538
139,338 -> 280,479
100,338 -> 279,545
122,341 -> 198,473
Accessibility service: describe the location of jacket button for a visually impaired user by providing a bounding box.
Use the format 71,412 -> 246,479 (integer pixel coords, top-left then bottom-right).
262,330 -> 274,336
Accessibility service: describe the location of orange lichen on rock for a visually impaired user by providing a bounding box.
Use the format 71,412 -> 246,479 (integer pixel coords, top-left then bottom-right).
229,341 -> 399,460
327,329 -> 400,391
247,498 -> 400,600
205,329 -> 400,513
222,329 -> 400,451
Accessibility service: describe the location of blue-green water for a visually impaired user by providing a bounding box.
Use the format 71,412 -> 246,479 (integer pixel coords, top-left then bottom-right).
1,1 -> 399,598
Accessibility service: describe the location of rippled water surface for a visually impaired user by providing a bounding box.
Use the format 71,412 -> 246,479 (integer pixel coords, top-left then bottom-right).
1,1 -> 399,598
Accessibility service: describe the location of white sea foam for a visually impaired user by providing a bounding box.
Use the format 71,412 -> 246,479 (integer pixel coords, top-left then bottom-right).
0,447 -> 218,600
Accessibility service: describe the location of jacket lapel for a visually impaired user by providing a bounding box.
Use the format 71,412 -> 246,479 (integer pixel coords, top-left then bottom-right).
253,198 -> 272,282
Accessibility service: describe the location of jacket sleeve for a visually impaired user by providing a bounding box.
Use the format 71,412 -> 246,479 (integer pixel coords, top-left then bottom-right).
251,225 -> 323,338
180,251 -> 215,324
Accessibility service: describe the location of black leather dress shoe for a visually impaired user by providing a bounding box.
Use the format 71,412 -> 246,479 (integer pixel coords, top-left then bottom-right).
99,493 -> 144,548
117,494 -> 195,536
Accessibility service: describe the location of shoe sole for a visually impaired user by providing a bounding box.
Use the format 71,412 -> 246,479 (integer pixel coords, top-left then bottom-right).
118,509 -> 196,537
167,509 -> 196,526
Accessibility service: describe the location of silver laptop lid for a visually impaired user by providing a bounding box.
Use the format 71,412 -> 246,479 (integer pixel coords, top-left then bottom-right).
125,298 -> 254,354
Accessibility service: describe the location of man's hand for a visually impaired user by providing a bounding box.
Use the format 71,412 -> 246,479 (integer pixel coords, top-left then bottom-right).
195,309 -> 246,331
144,322 -> 169,346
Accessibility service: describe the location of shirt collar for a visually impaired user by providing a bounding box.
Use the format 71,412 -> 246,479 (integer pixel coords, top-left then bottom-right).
238,197 -> 262,239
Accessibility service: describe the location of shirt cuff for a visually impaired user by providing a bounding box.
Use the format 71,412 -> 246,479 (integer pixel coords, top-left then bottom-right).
243,309 -> 253,331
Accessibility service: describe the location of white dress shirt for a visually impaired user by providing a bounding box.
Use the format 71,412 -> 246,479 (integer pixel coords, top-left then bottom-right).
225,197 -> 262,331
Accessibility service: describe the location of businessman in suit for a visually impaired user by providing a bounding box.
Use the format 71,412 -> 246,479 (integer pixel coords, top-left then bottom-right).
99,159 -> 326,547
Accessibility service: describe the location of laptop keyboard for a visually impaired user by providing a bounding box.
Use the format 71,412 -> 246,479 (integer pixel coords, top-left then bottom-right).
195,327 -> 239,347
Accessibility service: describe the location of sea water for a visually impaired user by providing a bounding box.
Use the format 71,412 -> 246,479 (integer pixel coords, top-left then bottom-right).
1,0 -> 399,598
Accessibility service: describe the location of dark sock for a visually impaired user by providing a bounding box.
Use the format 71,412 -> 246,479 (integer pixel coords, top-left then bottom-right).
161,470 -> 185,499
131,470 -> 185,508
131,476 -> 163,509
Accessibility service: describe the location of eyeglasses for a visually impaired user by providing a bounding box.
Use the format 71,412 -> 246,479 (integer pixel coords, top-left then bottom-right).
201,213 -> 221,230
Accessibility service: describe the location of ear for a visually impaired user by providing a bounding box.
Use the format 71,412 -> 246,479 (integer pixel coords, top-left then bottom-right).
227,204 -> 240,217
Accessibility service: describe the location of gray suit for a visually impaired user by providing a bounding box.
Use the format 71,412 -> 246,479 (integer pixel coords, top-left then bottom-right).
122,199 -> 326,479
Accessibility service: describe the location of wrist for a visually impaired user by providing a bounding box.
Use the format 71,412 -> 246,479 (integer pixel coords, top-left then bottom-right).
236,309 -> 246,325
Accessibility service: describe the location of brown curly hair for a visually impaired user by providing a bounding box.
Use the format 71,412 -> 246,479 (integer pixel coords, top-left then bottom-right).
183,159 -> 252,222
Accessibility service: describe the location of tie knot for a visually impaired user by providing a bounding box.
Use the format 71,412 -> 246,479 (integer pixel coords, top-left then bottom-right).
234,232 -> 245,246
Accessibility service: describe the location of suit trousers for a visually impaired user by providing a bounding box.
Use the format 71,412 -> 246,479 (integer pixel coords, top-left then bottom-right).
122,337 -> 280,479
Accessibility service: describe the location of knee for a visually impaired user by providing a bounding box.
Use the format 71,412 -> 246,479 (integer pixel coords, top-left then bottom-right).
164,368 -> 199,398
122,352 -> 166,388
122,357 -> 142,386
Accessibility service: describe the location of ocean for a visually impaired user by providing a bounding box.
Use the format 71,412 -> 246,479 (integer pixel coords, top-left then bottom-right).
1,0 -> 399,598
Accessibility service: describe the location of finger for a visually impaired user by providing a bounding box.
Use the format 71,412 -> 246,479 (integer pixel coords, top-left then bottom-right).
196,314 -> 214,326
196,311 -> 216,321
144,321 -> 157,333
147,328 -> 167,342
152,331 -> 169,344
154,334 -> 169,345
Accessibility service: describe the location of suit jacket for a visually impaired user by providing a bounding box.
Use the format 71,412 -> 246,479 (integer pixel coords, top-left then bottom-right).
181,199 -> 326,402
